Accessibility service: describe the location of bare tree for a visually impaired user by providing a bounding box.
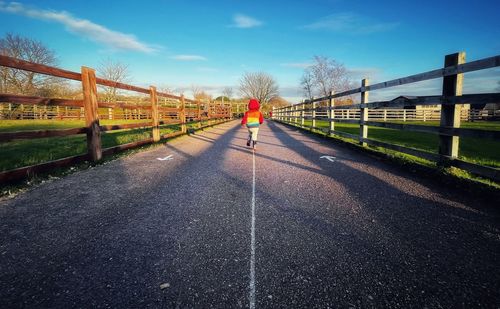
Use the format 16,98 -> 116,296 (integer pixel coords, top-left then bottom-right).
265,96 -> 290,113
300,67 -> 315,100
158,84 -> 173,94
97,58 -> 130,102
191,84 -> 202,100
0,33 -> 58,95
190,84 -> 212,102
268,96 -> 290,107
172,86 -> 186,96
222,87 -> 233,101
303,55 -> 352,99
239,72 -> 279,105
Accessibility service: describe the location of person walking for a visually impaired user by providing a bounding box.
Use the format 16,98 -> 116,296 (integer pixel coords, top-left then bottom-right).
241,98 -> 264,150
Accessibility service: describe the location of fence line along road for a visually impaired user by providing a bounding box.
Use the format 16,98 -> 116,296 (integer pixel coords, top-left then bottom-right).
273,51 -> 500,183
0,55 -> 233,184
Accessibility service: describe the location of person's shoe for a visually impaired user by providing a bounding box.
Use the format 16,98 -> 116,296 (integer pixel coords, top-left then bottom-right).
246,139 -> 251,147
252,141 -> 257,150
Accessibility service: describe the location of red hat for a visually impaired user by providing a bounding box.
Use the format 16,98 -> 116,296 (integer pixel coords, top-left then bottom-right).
248,98 -> 260,110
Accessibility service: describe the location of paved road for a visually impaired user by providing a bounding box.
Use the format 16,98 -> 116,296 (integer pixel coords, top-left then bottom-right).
1,120 -> 499,308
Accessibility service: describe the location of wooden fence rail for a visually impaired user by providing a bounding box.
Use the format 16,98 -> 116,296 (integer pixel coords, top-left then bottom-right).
281,108 -> 498,122
0,55 -> 232,183
273,51 -> 500,182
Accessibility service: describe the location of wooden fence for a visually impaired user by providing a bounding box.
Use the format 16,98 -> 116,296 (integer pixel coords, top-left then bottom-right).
303,108 -> 498,122
273,52 -> 500,182
0,55 -> 232,183
0,100 -> 235,121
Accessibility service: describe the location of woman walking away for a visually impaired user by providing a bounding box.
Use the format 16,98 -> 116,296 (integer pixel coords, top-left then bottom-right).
241,98 -> 264,150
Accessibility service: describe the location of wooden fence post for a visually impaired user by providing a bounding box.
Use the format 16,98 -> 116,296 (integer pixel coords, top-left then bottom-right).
197,101 -> 202,128
439,52 -> 465,160
301,101 -> 305,127
180,95 -> 186,133
329,91 -> 335,134
206,101 -> 210,125
312,97 -> 316,129
81,66 -> 102,161
359,78 -> 369,146
150,86 -> 160,142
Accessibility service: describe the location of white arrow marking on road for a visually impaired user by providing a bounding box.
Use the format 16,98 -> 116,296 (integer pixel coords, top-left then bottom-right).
320,155 -> 336,162
157,155 -> 173,161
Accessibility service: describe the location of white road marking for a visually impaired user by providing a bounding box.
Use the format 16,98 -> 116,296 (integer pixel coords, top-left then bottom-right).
157,155 -> 173,161
250,149 -> 256,309
320,155 -> 336,162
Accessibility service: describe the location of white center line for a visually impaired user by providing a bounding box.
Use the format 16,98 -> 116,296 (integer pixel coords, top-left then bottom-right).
249,149 -> 256,309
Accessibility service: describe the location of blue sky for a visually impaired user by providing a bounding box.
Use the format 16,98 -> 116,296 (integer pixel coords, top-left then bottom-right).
1,0 -> 499,102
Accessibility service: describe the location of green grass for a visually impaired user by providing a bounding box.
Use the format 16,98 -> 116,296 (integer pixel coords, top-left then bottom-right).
0,119 -> 148,132
0,119 -> 225,172
286,119 -> 500,188
389,120 -> 500,131
299,119 -> 500,168
0,119 -> 188,172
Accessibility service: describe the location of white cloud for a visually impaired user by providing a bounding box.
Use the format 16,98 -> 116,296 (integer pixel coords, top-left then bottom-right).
0,1 -> 157,53
231,14 -> 263,28
303,13 -> 398,34
171,55 -> 207,61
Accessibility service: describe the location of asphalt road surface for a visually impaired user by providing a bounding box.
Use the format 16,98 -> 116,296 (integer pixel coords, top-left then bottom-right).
1,120 -> 499,308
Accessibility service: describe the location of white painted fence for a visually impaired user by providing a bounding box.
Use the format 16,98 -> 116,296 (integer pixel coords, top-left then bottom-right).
311,108 -> 498,122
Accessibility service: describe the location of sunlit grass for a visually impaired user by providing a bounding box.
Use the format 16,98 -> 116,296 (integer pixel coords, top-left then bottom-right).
0,120 -> 182,171
0,119 -> 148,132
298,119 -> 500,168
0,119 -> 225,172
283,119 -> 499,188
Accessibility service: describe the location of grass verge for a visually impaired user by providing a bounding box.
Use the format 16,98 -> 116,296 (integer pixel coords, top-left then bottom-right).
0,119 -> 227,198
301,119 -> 500,168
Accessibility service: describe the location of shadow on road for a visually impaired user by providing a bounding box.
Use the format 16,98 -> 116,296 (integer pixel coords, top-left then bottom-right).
1,120 -> 499,308
257,120 -> 500,307
0,121 -> 253,308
